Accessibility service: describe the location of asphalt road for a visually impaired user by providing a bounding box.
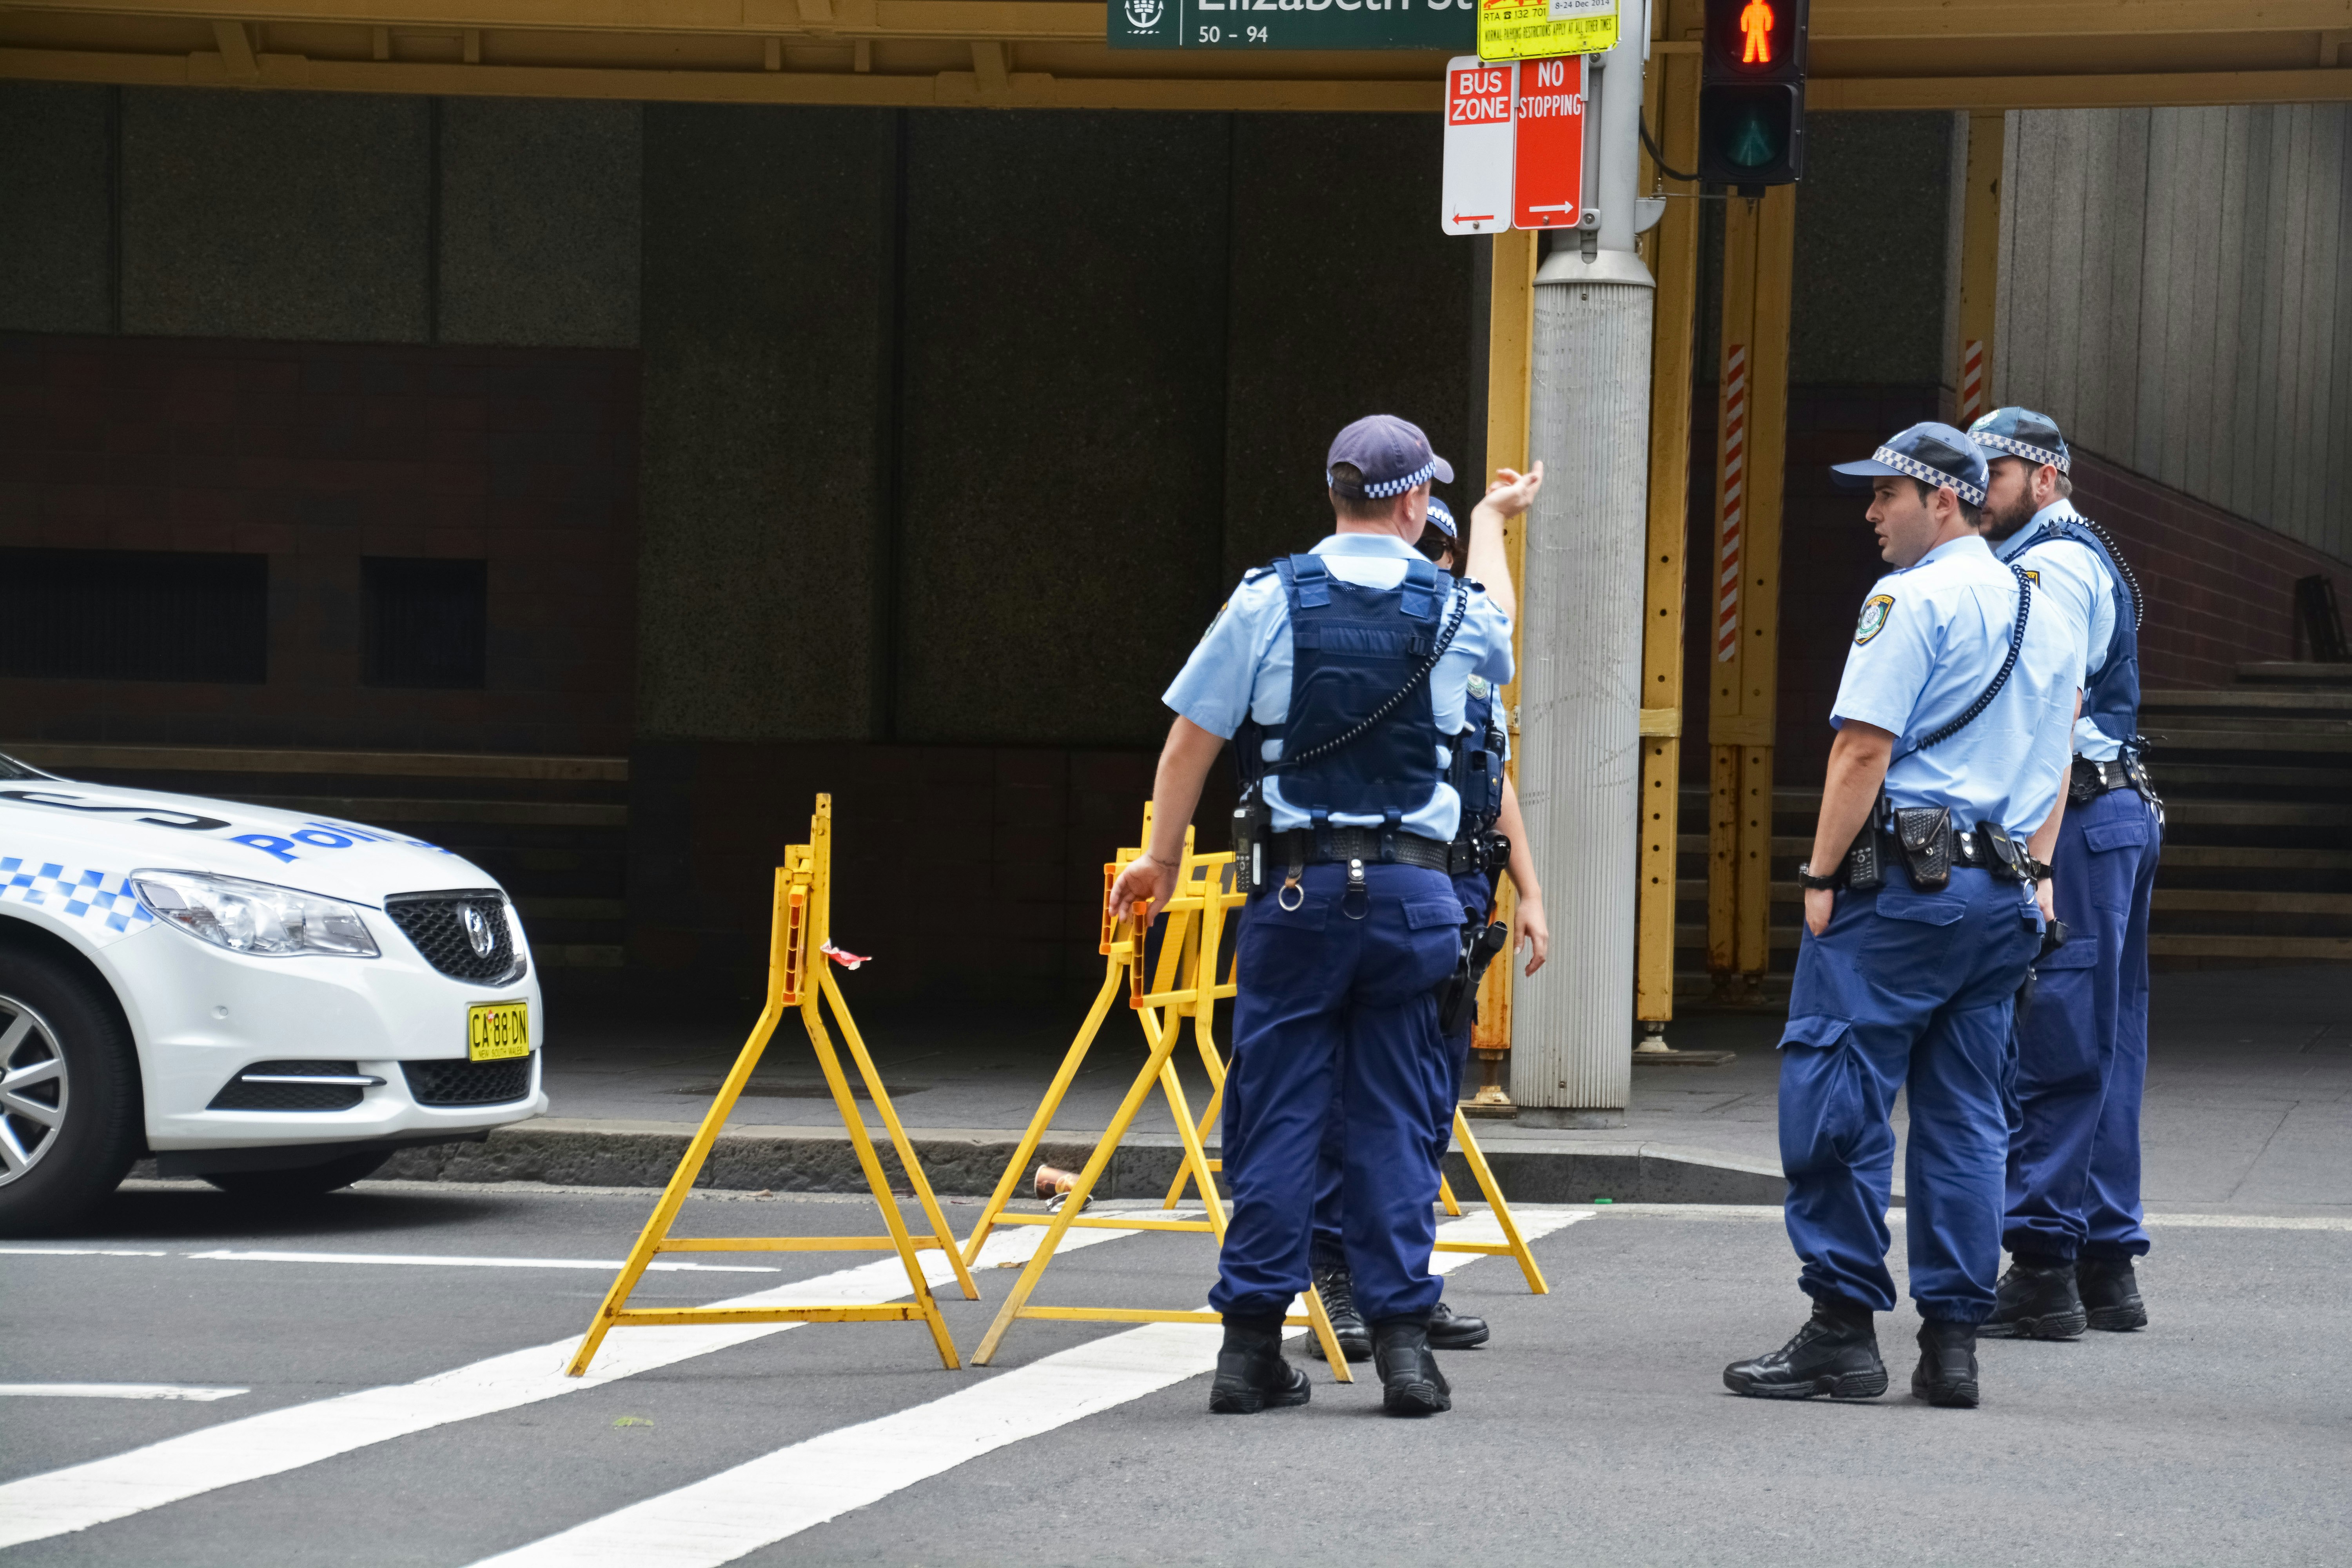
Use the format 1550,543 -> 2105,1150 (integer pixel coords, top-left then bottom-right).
2,1180 -> 2346,1567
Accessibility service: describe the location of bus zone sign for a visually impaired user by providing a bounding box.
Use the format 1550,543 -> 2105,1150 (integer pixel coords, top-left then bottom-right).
1440,53 -> 1588,235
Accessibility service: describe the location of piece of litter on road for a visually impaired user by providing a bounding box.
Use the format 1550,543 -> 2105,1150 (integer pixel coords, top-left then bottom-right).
0,1385 -> 248,1401
820,941 -> 871,969
612,1417 -> 654,1429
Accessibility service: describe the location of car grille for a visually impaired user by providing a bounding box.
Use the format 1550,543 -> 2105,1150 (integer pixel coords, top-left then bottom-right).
383,889 -> 525,984
402,1054 -> 535,1107
208,1060 -> 374,1112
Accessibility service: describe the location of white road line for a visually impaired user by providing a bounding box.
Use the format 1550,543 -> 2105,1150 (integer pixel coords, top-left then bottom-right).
1582,1205 -> 2352,1231
0,1247 -> 170,1257
184,1250 -> 780,1274
0,1224 -> 1135,1553
470,1207 -> 1593,1568
0,1385 -> 249,1402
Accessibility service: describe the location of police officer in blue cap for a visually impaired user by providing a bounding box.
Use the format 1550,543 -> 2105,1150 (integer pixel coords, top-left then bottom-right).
1722,421 -> 2078,1409
1302,495 -> 1552,1364
1108,415 -> 1535,1417
1969,408 -> 2160,1339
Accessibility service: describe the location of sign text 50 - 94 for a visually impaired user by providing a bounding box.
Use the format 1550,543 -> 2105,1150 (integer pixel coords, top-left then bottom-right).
1110,0 -> 1476,50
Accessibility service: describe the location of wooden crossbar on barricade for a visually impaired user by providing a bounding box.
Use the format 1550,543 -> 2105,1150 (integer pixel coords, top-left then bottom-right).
565,794 -> 977,1377
964,804 -> 1356,1376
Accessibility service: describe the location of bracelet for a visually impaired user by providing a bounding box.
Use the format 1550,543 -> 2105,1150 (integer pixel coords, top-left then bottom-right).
1795,862 -> 1842,891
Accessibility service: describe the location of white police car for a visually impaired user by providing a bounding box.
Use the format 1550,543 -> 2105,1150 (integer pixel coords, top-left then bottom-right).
0,751 -> 546,1234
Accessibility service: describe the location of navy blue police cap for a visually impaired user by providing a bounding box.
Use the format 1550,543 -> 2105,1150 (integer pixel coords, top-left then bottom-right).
1327,414 -> 1455,499
1829,421 -> 1988,508
1424,496 -> 1459,541
1967,407 -> 2071,474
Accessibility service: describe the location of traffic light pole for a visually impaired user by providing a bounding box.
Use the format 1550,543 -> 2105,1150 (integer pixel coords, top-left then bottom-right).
1509,0 -> 1653,1125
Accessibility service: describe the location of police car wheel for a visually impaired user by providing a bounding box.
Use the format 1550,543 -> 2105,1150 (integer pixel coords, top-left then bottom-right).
200,1147 -> 394,1198
0,947 -> 143,1239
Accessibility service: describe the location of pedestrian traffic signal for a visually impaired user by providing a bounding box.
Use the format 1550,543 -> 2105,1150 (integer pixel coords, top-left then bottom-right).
1699,0 -> 1808,194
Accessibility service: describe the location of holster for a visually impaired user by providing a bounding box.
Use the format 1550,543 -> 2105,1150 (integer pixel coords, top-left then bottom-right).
1894,806 -> 1953,891
1438,916 -> 1511,1037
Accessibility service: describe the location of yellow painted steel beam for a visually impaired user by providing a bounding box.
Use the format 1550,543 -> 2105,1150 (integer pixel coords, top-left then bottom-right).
25,0 -> 1112,42
1634,47 -> 1700,1026
1954,110 -> 2006,425
29,0 -> 2352,42
1815,67 -> 2352,111
1469,226 -> 1537,1067
0,44 -> 1443,107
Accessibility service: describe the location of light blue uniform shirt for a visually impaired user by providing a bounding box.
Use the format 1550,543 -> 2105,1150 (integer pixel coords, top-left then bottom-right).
1831,534 -> 2076,838
1163,532 -> 1515,842
1994,498 -> 2122,762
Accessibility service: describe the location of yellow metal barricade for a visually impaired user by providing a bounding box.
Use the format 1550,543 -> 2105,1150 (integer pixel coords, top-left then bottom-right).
565,794 -> 977,1377
966,804 -> 1356,1375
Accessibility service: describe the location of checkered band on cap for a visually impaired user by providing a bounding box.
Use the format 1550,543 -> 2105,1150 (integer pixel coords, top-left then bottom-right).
1871,445 -> 1986,506
1330,458 -> 1441,500
1973,431 -> 2071,474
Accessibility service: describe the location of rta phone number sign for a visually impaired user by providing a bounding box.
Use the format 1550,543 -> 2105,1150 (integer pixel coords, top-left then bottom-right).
1109,0 -> 1476,50
1477,0 -> 1617,63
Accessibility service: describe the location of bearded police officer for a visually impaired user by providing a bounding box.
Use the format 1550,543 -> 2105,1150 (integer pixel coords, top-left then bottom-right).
1107,416 -> 1534,1418
1969,408 -> 2160,1339
1302,495 -> 1552,1365
1722,423 -> 2078,1409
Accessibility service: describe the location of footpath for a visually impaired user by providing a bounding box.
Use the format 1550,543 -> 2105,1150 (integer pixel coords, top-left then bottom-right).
372,965 -> 2351,1214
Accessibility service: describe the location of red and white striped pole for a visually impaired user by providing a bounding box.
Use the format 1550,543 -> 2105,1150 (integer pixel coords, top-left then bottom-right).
1959,337 -> 1987,425
1715,343 -> 1747,665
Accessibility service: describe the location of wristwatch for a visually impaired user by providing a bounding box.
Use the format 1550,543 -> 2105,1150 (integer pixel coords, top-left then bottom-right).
1795,862 -> 1842,891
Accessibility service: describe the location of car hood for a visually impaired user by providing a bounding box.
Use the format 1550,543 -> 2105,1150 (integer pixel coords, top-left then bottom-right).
0,776 -> 501,905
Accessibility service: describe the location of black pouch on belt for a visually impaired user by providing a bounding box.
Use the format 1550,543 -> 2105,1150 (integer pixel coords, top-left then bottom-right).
1438,917 -> 1510,1036
1232,786 -> 1272,895
1894,806 -> 1953,891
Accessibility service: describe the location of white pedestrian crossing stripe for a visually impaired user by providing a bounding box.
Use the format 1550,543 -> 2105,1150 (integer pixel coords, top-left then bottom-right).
0,1223 -> 1136,1552
469,1209 -> 1593,1568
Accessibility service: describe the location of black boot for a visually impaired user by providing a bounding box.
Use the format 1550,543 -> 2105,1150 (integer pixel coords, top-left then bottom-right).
1373,1317 -> 1452,1417
2078,1256 -> 2148,1332
1427,1298 -> 1490,1351
1911,1320 -> 1981,1408
1304,1260 -> 1372,1362
1208,1314 -> 1310,1415
1722,1299 -> 1887,1401
1981,1255 -> 2087,1340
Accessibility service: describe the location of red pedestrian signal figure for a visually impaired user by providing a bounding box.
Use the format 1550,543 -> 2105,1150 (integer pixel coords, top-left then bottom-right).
1740,0 -> 1773,62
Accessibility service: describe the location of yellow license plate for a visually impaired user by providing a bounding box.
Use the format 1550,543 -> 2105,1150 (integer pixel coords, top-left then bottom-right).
467,1001 -> 531,1062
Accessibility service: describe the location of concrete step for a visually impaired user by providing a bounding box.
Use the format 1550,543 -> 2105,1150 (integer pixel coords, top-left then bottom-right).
2148,933 -> 2352,962
0,741 -> 629,783
2236,661 -> 2352,686
2145,687 -> 2352,716
233,795 -> 629,828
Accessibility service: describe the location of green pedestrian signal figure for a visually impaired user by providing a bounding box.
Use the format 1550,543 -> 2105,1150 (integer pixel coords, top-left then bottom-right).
1740,0 -> 1774,63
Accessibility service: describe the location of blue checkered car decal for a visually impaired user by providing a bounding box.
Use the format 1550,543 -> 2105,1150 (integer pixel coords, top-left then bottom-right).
0,856 -> 158,943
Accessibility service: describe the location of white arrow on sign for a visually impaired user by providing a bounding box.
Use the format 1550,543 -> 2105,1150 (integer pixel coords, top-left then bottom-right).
1441,55 -> 1515,236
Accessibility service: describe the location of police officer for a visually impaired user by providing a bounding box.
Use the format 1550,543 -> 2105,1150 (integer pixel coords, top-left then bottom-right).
1108,416 -> 1531,1417
1302,495 -> 1552,1364
1969,408 -> 2159,1339
1721,423 -> 2078,1409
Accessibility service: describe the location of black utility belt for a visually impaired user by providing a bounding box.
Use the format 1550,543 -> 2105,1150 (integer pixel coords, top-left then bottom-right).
2070,754 -> 2159,806
1836,807 -> 2048,893
1268,827 -> 1454,874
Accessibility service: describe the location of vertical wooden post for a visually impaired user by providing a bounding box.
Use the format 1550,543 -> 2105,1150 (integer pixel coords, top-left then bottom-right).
1704,186 -> 1796,1003
1634,45 -> 1703,1032
1955,110 -> 2005,426
1468,229 -> 1538,1081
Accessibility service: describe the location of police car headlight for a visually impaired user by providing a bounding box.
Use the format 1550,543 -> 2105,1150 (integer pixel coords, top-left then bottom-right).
131,870 -> 380,959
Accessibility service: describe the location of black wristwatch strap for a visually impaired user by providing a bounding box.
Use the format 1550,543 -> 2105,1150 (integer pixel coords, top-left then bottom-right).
1795,862 -> 1841,891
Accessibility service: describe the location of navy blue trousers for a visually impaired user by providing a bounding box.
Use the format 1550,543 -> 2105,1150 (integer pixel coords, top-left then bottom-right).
1779,864 -> 2042,1323
2004,787 -> 2161,1262
1210,861 -> 1464,1325
1308,871 -> 1490,1267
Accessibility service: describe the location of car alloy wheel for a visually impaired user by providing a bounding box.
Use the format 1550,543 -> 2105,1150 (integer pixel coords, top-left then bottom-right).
0,993 -> 68,1187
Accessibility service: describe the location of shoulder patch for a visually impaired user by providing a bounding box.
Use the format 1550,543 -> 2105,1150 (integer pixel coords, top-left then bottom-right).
1467,675 -> 1492,700
1854,593 -> 1896,646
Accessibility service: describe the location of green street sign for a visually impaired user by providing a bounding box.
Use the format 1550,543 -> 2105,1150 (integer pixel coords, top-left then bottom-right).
1108,0 -> 1476,51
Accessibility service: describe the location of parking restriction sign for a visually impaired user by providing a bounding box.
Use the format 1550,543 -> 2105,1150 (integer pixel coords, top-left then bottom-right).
1441,56 -> 1516,234
1512,53 -> 1586,230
